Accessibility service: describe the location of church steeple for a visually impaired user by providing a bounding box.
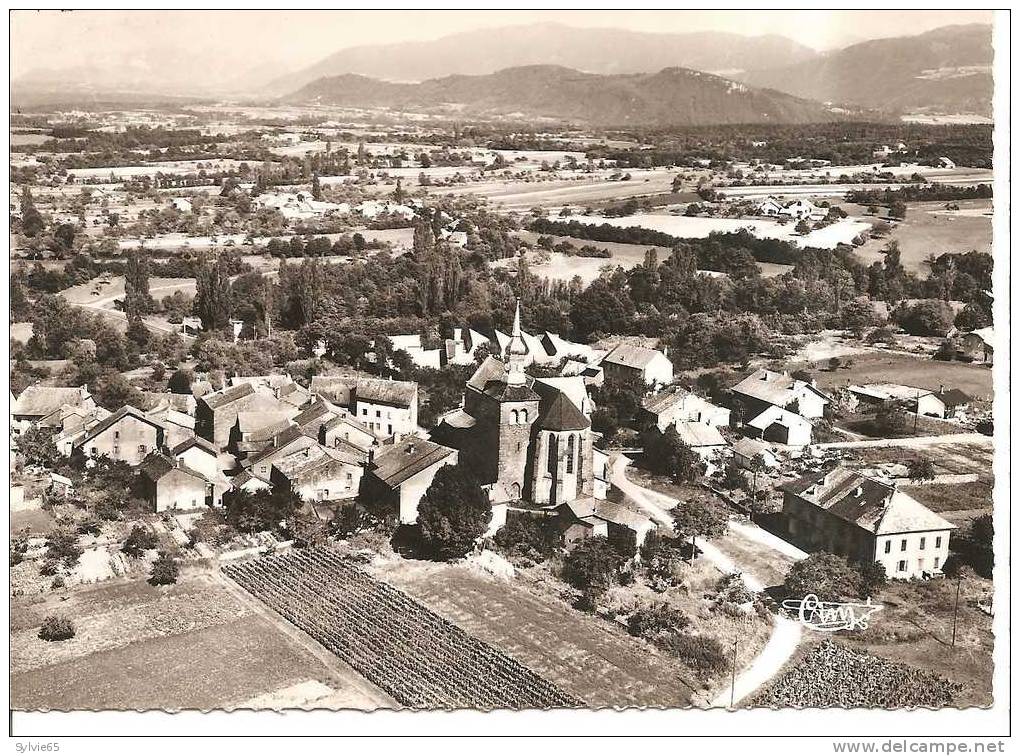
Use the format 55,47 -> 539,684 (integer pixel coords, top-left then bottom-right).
505,298 -> 528,386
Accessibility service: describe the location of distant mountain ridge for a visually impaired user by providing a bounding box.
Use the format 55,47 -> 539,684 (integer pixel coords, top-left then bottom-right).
266,22 -> 817,93
285,64 -> 858,126
738,24 -> 993,115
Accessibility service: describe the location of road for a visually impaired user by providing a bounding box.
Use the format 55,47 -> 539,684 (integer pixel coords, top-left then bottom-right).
63,278 -> 198,338
813,432 -> 993,450
609,454 -> 805,708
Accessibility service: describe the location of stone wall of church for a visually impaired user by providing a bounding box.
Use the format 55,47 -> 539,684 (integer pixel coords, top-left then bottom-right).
529,429 -> 594,506
495,400 -> 538,499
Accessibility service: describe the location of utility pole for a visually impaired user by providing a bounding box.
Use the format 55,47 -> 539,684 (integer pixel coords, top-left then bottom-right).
730,633 -> 739,709
951,574 -> 963,646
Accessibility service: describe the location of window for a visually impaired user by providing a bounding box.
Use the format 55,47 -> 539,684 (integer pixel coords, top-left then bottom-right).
138,445 -> 147,454
934,557 -> 941,569
376,410 -> 381,418
91,447 -> 97,455
362,408 -> 367,416
900,539 -> 907,551
547,436 -> 557,471
260,465 -> 268,475
897,560 -> 907,572
566,435 -> 575,474
388,424 -> 392,435
918,559 -> 925,570
936,536 -> 942,548
884,540 -> 891,554
114,430 -> 120,440
113,445 -> 120,456
919,537 -> 926,550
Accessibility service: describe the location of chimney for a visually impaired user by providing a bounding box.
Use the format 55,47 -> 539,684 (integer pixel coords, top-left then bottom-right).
854,485 -> 863,497
406,442 -> 416,455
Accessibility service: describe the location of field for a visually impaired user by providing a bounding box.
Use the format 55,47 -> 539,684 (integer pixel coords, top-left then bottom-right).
11,569 -> 391,711
370,556 -> 708,708
851,199 -> 993,273
556,212 -> 872,250
793,350 -> 994,402
510,231 -> 792,284
223,548 -> 581,709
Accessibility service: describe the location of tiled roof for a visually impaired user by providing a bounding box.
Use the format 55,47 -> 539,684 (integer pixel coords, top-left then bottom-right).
13,385 -> 90,417
200,382 -> 256,410
732,369 -> 829,407
76,405 -> 164,446
369,437 -> 455,488
535,387 -> 589,432
602,343 -> 668,370
782,467 -> 956,535
170,436 -> 217,457
671,421 -> 726,449
355,378 -> 417,408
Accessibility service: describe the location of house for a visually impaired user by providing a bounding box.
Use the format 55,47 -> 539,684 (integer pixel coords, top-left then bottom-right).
290,398 -> 345,437
781,199 -> 821,220
640,387 -> 730,431
269,443 -> 364,502
253,191 -> 350,220
146,404 -> 195,449
195,382 -> 299,448
731,369 -> 829,422
781,466 -> 955,580
746,405 -> 813,446
361,436 -> 458,524
231,412 -> 298,458
600,343 -> 674,387
671,421 -> 728,459
138,453 -> 228,513
960,327 -> 993,364
169,197 -> 192,213
731,437 -> 780,470
13,385 -> 95,427
231,469 -> 271,493
74,406 -> 166,465
169,436 -> 221,482
556,498 -> 655,554
935,157 -> 956,169
847,384 -> 946,419
319,413 -> 377,453
757,197 -> 786,217
243,425 -> 319,483
351,378 -> 418,440
560,359 -> 605,388
936,388 -> 972,420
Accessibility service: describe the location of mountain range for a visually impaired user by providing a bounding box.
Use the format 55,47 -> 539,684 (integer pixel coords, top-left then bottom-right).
265,23 -> 817,94
285,65 -> 853,127
738,24 -> 993,115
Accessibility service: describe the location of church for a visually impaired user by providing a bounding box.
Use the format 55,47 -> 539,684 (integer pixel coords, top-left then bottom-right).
431,301 -> 606,508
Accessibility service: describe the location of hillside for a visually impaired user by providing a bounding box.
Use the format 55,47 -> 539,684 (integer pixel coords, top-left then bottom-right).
266,22 -> 817,94
738,24 -> 993,115
285,65 -> 856,127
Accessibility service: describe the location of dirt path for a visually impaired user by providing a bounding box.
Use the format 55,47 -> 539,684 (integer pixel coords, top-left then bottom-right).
609,454 -> 806,707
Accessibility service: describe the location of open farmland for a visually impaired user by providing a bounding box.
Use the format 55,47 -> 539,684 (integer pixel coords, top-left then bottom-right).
11,570 -> 391,710
850,199 -> 993,273
556,212 -> 872,250
223,548 -> 582,709
792,350 -> 994,402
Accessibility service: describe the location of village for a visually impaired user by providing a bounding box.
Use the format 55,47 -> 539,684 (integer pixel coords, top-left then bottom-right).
10,97 -> 997,713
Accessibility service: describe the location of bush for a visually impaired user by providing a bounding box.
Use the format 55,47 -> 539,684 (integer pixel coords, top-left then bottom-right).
660,633 -> 728,673
415,465 -> 492,560
45,530 -> 83,568
122,524 -> 158,558
76,517 -> 102,536
493,514 -> 559,564
39,615 -> 76,642
562,536 -> 624,609
627,602 -> 691,641
149,551 -> 179,585
783,552 -> 880,602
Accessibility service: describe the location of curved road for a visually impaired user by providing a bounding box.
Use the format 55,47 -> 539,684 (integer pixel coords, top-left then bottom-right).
609,454 -> 805,708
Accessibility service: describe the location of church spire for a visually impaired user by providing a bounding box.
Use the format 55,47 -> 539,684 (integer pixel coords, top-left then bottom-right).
505,298 -> 528,385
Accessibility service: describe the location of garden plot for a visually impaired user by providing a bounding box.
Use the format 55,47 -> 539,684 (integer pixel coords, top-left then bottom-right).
556,213 -> 871,250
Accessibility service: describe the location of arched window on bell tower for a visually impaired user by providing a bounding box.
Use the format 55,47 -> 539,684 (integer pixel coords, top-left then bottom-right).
547,434 -> 557,473
566,434 -> 575,474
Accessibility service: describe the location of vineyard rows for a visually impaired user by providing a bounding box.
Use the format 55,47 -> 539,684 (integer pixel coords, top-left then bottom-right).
222,547 -> 582,709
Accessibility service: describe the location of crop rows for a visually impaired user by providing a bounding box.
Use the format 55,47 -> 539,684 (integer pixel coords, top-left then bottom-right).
752,640 -> 963,709
222,547 -> 582,709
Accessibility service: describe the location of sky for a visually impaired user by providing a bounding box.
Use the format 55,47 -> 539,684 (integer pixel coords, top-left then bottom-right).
11,9 -> 994,79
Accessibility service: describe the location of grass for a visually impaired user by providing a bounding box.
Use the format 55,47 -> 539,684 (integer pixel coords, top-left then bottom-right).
902,481 -> 993,519
850,199 -> 993,274
368,558 -> 703,708
11,509 -> 55,536
10,615 -> 338,711
795,350 -> 993,402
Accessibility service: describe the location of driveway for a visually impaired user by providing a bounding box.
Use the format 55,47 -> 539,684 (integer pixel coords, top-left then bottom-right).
609,454 -> 806,707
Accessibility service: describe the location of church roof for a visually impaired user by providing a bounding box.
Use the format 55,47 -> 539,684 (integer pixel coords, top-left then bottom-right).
536,389 -> 589,431
483,381 -> 540,403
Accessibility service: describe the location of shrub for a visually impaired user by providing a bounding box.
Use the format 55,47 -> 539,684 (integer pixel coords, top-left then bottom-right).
493,514 -> 559,564
627,602 -> 691,641
45,530 -> 83,568
38,615 -> 76,642
51,576 -> 66,590
77,517 -> 102,536
783,552 -> 880,602
122,524 -> 158,558
562,536 -> 624,609
149,551 -> 179,585
415,465 -> 492,560
661,633 -> 728,673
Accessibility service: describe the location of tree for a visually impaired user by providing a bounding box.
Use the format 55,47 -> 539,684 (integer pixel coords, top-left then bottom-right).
894,300 -> 954,337
18,425 -> 61,469
671,500 -> 729,563
125,312 -> 150,350
123,250 -> 154,316
795,219 -> 811,235
889,200 -> 908,220
223,487 -> 303,535
644,427 -> 703,483
562,536 -> 624,609
954,302 -> 992,332
195,253 -> 232,331
873,400 -> 908,437
38,615 -> 75,642
149,551 -> 179,585
311,173 -> 323,201
783,552 -> 866,602
908,458 -> 936,482
122,524 -> 158,558
416,465 -> 491,560
168,368 -> 194,394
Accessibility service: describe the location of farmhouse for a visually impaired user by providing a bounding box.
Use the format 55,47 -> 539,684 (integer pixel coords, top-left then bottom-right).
269,443 -> 365,502
746,404 -> 814,446
847,383 -> 946,419
196,382 -> 300,448
731,369 -> 829,421
781,467 -> 955,580
243,425 -> 319,482
308,375 -> 419,441
361,436 -> 459,524
13,385 -> 95,427
556,498 -> 655,553
74,406 -> 166,465
960,327 -> 993,364
640,386 -> 730,431
731,437 -> 780,470
138,453 -> 228,513
320,413 -> 377,453
600,343 -> 673,387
